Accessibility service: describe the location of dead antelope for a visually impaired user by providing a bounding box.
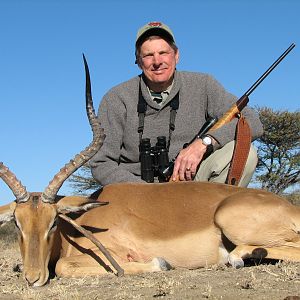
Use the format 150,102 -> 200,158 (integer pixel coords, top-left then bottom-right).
1,58 -> 300,287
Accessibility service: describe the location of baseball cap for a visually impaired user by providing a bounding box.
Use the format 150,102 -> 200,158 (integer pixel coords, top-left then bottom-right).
135,22 -> 176,47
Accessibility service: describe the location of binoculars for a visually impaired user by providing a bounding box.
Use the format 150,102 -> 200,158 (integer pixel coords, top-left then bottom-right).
139,136 -> 172,183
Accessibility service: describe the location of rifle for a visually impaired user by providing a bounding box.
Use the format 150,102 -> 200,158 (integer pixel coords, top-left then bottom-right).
210,43 -> 295,131
161,43 -> 296,182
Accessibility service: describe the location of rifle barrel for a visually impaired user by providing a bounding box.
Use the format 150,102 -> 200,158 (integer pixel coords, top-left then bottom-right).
245,43 -> 296,97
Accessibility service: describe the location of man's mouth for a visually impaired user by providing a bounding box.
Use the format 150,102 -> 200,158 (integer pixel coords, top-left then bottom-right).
152,69 -> 165,74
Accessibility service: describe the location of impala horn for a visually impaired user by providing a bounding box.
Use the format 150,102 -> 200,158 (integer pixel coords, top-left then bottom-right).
41,54 -> 105,203
0,162 -> 30,203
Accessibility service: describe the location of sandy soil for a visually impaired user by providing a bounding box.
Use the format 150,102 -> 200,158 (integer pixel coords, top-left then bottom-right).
0,230 -> 299,300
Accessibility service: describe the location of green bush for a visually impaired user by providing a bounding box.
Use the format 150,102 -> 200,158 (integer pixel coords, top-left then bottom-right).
285,193 -> 300,206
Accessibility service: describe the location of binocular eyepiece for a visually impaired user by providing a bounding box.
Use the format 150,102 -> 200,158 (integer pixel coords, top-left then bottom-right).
139,136 -> 172,183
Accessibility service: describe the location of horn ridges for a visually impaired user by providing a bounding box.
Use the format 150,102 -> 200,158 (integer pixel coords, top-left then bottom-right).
0,162 -> 30,203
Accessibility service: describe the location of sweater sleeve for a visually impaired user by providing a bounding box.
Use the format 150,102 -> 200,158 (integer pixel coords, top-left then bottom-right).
90,91 -> 143,186
205,75 -> 263,147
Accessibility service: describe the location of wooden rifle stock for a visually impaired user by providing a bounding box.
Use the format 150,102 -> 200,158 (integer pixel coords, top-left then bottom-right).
209,94 -> 249,131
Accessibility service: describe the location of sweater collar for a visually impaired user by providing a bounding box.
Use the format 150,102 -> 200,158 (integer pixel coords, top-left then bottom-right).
140,71 -> 181,109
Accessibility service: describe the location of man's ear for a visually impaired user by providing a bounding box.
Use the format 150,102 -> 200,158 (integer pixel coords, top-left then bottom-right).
175,49 -> 180,64
136,58 -> 142,69
56,195 -> 108,214
0,201 -> 17,226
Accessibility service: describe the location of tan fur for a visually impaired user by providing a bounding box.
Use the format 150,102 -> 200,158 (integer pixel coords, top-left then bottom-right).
1,181 -> 300,286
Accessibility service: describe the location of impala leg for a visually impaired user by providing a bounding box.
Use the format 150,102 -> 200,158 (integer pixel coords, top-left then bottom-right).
119,257 -> 172,274
55,251 -> 171,278
228,245 -> 300,268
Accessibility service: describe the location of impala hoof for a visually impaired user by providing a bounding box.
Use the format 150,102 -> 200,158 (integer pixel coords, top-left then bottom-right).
228,255 -> 244,269
152,257 -> 172,271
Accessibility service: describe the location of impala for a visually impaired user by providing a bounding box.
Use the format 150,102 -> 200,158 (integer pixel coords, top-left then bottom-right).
0,57 -> 299,287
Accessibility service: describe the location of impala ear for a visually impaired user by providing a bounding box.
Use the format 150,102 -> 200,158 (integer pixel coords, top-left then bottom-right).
0,201 -> 17,226
56,195 -> 108,214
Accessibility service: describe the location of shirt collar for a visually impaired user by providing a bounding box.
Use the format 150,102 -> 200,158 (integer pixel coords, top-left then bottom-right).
147,81 -> 174,106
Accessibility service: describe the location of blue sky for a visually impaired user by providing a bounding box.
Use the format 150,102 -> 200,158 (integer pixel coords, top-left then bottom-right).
0,0 -> 299,205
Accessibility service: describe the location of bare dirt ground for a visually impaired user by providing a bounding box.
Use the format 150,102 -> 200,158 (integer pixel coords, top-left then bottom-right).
0,223 -> 299,300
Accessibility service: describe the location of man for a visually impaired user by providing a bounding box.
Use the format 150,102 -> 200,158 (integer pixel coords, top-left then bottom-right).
90,21 -> 263,187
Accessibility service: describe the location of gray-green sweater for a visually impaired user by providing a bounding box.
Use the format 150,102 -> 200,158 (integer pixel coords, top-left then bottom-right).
90,71 -> 263,186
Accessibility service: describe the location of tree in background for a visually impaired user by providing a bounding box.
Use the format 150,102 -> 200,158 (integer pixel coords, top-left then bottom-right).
67,107 -> 300,195
67,164 -> 99,195
254,107 -> 300,194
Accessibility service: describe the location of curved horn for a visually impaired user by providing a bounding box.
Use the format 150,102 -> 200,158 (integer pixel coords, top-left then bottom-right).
0,162 -> 30,203
41,55 -> 105,203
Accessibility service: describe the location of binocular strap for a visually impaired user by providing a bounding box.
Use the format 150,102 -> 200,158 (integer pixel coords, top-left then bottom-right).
137,83 -> 179,149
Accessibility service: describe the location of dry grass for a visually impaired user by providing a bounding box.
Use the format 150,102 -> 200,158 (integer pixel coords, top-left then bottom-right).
0,239 -> 299,300
0,221 -> 17,246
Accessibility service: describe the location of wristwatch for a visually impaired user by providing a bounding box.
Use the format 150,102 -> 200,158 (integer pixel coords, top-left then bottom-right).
201,135 -> 212,146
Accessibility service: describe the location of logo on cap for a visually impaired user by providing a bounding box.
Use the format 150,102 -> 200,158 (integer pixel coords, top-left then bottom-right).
148,22 -> 162,27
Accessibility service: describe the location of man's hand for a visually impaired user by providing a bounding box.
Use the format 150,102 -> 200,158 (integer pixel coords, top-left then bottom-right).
171,139 -> 207,181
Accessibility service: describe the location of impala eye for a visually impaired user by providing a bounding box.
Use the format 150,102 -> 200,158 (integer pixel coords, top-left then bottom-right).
49,217 -> 58,232
14,220 -> 19,230
13,217 -> 23,241
13,217 -> 21,231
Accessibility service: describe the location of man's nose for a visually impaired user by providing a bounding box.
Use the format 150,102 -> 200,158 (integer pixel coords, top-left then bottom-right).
153,53 -> 162,65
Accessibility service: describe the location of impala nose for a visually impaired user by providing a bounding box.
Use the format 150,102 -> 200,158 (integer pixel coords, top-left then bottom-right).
24,270 -> 43,287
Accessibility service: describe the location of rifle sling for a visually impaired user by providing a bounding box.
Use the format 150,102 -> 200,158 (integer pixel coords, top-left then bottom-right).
226,115 -> 252,186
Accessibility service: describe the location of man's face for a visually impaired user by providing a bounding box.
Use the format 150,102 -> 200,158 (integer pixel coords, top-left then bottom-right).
138,37 -> 179,91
